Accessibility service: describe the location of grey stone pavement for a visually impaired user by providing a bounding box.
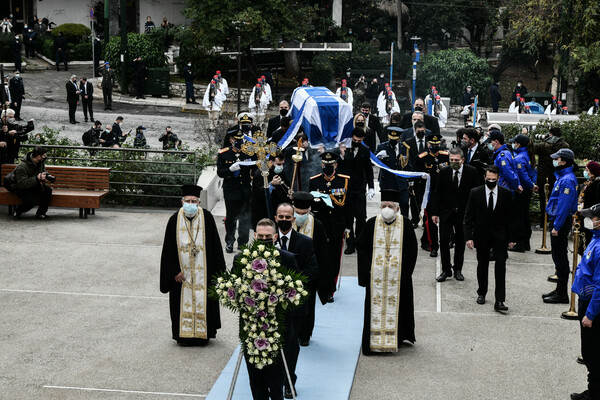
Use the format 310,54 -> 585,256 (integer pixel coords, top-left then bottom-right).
0,199 -> 588,400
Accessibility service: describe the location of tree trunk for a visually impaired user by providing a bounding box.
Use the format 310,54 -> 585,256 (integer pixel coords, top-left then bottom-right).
284,51 -> 299,77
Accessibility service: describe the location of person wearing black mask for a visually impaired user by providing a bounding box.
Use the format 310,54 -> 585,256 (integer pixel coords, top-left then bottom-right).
223,111 -> 259,148
375,128 -> 412,217
251,153 -> 290,227
274,203 -> 317,399
267,100 -> 290,137
399,98 -> 440,135
309,151 -> 352,303
358,103 -> 384,152
464,165 -> 512,312
407,120 -> 427,227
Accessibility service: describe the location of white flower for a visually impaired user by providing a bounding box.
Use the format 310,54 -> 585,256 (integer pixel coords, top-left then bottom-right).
217,277 -> 223,283
243,249 -> 250,256
269,260 -> 277,266
225,282 -> 232,288
277,280 -> 284,286
258,244 -> 265,252
219,283 -> 225,289
264,251 -> 271,258
268,359 -> 273,365
252,251 -> 258,257
285,276 -> 292,282
258,292 -> 267,300
235,277 -> 242,285
288,282 -> 294,288
276,289 -> 283,295
240,258 -> 248,265
273,250 -> 280,257
295,280 -> 302,287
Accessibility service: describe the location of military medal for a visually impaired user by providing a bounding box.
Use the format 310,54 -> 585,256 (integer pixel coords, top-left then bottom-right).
326,181 -> 332,187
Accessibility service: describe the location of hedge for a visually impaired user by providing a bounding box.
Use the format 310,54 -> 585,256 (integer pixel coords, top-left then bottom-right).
104,33 -> 167,81
51,23 -> 91,44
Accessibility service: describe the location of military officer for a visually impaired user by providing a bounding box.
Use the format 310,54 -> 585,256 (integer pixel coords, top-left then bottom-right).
309,151 -> 353,302
216,131 -> 256,253
416,133 -> 449,257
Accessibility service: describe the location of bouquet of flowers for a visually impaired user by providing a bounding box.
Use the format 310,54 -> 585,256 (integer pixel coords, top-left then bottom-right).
210,240 -> 309,369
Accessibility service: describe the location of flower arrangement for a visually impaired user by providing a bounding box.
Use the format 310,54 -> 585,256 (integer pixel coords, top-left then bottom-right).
210,240 -> 309,369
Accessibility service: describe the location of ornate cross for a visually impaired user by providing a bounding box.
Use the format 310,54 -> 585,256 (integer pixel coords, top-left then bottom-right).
241,130 -> 280,184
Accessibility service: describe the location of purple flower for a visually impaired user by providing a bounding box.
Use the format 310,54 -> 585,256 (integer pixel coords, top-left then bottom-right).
254,338 -> 271,351
286,289 -> 297,300
257,310 -> 267,318
261,323 -> 270,331
251,279 -> 268,293
244,296 -> 256,307
268,294 -> 279,304
227,287 -> 236,299
251,259 -> 268,273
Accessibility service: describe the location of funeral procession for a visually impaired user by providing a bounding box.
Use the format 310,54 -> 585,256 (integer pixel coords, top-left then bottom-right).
3,0 -> 600,399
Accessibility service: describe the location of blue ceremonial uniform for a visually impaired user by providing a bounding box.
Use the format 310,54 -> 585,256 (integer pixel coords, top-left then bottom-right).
493,144 -> 520,192
514,147 -> 536,190
512,146 -> 537,250
546,166 -> 578,232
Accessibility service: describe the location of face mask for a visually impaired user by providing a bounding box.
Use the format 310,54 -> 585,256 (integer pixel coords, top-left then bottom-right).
182,202 -> 198,217
257,238 -> 274,246
389,139 -> 398,146
277,219 -> 292,232
273,165 -> 283,174
414,106 -> 423,112
352,141 -> 360,148
380,74 -> 384,78
294,212 -> 308,226
584,217 -> 599,230
356,122 -> 365,128
187,63 -> 191,67
234,139 -> 243,148
511,143 -> 518,150
105,129 -> 110,133
487,143 -> 495,151
323,165 -> 334,175
429,146 -> 439,153
241,124 -> 251,133
416,131 -> 425,139
450,161 -> 461,170
485,179 -> 497,189
518,83 -> 522,87
346,72 -> 351,77
583,170 -> 590,180
552,160 -> 560,168
279,109 -> 288,117
381,206 -> 396,222
8,118 -> 15,123
460,139 -> 469,147
362,111 -> 369,117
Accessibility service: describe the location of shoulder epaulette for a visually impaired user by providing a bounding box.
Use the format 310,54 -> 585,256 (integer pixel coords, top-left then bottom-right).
338,174 -> 350,179
219,147 -> 230,154
418,152 -> 428,158
402,142 -> 410,149
310,173 -> 322,180
439,150 -> 449,155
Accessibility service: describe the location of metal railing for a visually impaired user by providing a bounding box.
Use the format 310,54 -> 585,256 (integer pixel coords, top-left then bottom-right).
20,144 -> 209,203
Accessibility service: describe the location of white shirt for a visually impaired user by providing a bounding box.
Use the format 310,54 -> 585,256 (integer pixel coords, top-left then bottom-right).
452,164 -> 463,185
466,143 -> 478,163
484,185 -> 497,209
278,229 -> 292,249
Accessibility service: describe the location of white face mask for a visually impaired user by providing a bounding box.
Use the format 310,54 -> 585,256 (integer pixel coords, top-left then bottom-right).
273,165 -> 283,174
294,212 -> 308,226
584,217 -> 598,230
381,206 -> 396,222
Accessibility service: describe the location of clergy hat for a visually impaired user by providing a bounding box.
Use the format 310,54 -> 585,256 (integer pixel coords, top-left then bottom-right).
426,133 -> 442,144
292,191 -> 314,209
181,184 -> 203,198
380,189 -> 401,203
320,151 -> 338,165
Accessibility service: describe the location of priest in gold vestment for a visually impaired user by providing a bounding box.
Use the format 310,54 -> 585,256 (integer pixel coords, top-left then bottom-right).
160,185 -> 226,346
357,189 -> 418,355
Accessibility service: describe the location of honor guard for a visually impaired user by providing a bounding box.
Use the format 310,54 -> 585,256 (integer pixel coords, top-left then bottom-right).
216,130 -> 256,253
309,151 -> 353,302
416,133 -> 449,257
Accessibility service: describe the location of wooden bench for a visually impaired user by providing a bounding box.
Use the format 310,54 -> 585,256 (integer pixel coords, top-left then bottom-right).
0,164 -> 110,219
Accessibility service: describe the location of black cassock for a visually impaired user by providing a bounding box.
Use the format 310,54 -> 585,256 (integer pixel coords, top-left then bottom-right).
356,215 -> 418,355
160,208 -> 226,344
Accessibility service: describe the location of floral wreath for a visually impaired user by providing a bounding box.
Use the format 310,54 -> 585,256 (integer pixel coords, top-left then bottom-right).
210,240 -> 309,369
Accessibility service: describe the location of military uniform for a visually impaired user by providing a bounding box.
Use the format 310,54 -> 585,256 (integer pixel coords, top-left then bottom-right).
309,151 -> 352,296
375,129 -> 413,216
416,134 -> 449,255
216,134 -> 256,252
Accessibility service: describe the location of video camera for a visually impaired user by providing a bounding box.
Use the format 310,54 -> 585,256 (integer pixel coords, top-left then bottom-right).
535,134 -> 549,140
45,173 -> 56,183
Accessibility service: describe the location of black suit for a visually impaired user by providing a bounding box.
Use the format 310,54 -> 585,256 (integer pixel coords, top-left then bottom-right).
430,164 -> 480,274
464,185 -> 511,302
399,112 -> 440,135
376,140 -> 412,216
278,229 -> 318,393
79,81 -> 94,121
65,80 -> 79,123
405,134 -> 427,223
362,114 -> 384,153
266,115 -> 281,138
462,144 -> 490,183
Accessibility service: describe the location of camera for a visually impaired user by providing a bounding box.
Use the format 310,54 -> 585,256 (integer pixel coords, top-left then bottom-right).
45,174 -> 56,183
535,134 -> 549,140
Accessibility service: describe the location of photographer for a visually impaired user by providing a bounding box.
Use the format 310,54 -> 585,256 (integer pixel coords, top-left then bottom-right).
532,127 -> 569,228
82,121 -> 102,155
3,146 -> 53,219
159,126 -> 182,150
1,109 -> 34,164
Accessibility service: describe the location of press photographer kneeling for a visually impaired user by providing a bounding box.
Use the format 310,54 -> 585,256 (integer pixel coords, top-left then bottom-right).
3,146 -> 54,219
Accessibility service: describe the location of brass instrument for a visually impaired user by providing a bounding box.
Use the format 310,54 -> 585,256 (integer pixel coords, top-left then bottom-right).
535,178 -> 552,254
562,215 -> 583,320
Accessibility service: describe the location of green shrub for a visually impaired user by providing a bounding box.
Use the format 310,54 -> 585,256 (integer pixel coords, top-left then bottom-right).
51,23 -> 91,44
41,38 -> 54,59
173,27 -> 234,81
70,42 -> 93,61
0,35 -> 14,62
414,49 -> 493,106
104,33 -> 167,81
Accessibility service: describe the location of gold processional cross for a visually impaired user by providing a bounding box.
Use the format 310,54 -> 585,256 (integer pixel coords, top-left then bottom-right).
241,130 -> 280,187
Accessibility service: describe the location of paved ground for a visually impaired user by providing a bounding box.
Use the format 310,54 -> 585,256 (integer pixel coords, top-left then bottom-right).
0,199 -> 588,400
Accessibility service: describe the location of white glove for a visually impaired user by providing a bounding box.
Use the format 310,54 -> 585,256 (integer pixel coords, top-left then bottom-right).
376,150 -> 388,159
229,162 -> 241,172
367,188 -> 375,200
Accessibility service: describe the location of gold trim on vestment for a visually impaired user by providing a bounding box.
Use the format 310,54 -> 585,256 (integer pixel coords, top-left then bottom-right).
176,208 -> 208,339
369,214 -> 403,352
293,214 -> 315,239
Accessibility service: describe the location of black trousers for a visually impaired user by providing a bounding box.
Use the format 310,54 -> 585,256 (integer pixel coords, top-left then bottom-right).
329,229 -> 345,289
67,100 -> 77,122
82,99 -> 93,121
298,288 -> 317,342
579,299 -> 600,398
513,188 -> 532,249
439,211 -> 466,274
134,76 -> 145,97
103,87 -> 112,108
475,240 -> 507,302
224,196 -> 251,248
185,80 -> 195,101
550,220 -> 571,287
12,184 -> 52,215
347,190 -> 367,247
420,207 -> 439,251
245,355 -> 284,400
283,316 -> 302,392
410,179 -> 426,224
13,98 -> 22,120
399,188 -> 409,217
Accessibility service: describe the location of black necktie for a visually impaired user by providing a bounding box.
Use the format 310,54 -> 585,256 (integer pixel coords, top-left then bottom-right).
418,139 -> 424,153
467,149 -> 472,163
281,236 -> 288,251
488,191 -> 494,214
453,170 -> 459,188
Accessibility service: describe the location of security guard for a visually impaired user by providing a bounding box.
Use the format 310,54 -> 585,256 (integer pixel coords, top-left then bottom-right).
416,133 -> 449,257
543,148 -> 579,304
486,130 -> 522,194
309,151 -> 352,302
216,130 -> 256,253
570,204 -> 600,400
510,134 -> 538,252
375,126 -> 412,217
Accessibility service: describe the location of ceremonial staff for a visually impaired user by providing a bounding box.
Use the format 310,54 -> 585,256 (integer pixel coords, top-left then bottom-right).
536,178 -> 552,254
562,215 -> 583,320
290,137 -> 304,192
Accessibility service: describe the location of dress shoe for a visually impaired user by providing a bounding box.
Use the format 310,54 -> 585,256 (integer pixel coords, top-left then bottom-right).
570,390 -> 591,400
225,245 -> 233,253
299,339 -> 310,347
477,295 -> 486,305
84,118 -> 88,122
430,250 -> 438,257
74,120 -> 80,123
284,387 -> 296,399
13,209 -> 22,220
454,271 -> 464,281
543,292 -> 569,304
436,271 -> 451,282
494,301 -> 508,312
327,295 -> 334,303
507,246 -> 525,253
191,100 -> 199,104
577,356 -> 585,365
35,214 -> 51,220
421,244 -> 430,251
344,245 -> 355,255
547,274 -> 559,282
542,289 -> 557,299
